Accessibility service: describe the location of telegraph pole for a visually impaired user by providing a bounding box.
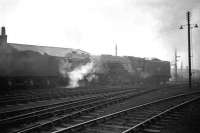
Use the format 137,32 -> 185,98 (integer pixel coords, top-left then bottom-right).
187,11 -> 192,88
179,11 -> 198,88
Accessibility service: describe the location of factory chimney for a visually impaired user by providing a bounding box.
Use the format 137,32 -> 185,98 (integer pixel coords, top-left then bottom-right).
0,27 -> 7,46
115,43 -> 118,56
113,40 -> 118,56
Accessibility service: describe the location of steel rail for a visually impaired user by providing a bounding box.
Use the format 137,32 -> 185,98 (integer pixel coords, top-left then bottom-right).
122,96 -> 200,133
14,88 -> 158,133
0,87 -> 131,106
0,88 -> 134,119
0,89 -> 133,125
50,91 -> 200,133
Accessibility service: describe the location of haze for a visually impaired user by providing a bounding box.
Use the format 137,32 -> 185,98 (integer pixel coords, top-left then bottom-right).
0,0 -> 200,69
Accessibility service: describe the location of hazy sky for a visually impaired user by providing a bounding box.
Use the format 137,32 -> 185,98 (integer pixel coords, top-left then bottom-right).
0,0 -> 200,69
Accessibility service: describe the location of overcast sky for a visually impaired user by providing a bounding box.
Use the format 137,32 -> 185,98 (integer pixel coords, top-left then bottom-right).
0,0 -> 200,69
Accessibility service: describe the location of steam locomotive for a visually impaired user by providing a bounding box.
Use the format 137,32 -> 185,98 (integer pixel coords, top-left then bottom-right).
0,44 -> 91,89
0,27 -> 91,89
0,27 -> 171,90
86,55 -> 170,86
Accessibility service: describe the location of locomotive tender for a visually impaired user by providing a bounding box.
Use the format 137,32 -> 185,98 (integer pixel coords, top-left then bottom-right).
0,27 -> 170,90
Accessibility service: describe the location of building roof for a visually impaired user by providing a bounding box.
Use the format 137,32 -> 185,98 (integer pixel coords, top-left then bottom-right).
7,43 -> 90,57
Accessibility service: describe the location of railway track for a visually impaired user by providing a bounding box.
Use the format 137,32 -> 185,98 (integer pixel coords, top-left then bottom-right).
0,84 -> 195,133
0,88 -> 131,107
129,95 -> 200,133
39,91 -> 200,133
0,84 -> 185,117
0,83 -> 189,107
0,89 -> 134,119
0,88 -> 156,133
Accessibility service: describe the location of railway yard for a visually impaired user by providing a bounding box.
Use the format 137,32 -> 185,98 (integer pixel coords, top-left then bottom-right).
1,2 -> 200,133
0,83 -> 200,133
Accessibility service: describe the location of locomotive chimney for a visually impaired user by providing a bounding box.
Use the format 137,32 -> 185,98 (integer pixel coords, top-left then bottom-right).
0,26 -> 7,46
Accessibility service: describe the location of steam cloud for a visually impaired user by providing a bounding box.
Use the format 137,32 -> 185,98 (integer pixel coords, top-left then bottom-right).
67,61 -> 95,88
